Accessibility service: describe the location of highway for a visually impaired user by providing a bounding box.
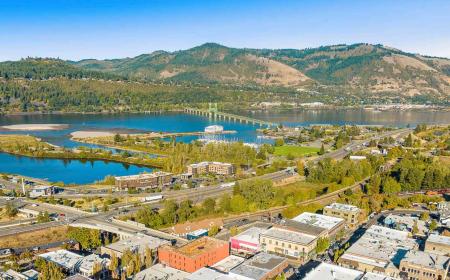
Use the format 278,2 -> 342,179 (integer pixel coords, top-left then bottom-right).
0,127 -> 411,243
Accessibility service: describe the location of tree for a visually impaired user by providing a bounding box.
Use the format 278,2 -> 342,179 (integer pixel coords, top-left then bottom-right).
429,219 -> 438,232
37,211 -> 51,223
202,198 -> 216,215
316,237 -> 330,254
208,225 -> 219,237
404,133 -> 413,147
92,262 -> 103,280
412,220 -> 419,235
38,261 -> 64,280
274,138 -> 285,147
296,160 -> 305,176
144,247 -> 153,268
109,252 -> 119,279
230,195 -> 248,213
420,212 -> 429,221
318,144 -> 325,155
67,227 -> 101,250
114,134 -> 123,143
382,177 -> 401,194
5,202 -> 18,217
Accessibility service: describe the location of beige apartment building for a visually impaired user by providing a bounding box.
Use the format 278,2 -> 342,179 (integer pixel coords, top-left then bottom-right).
187,161 -> 234,176
399,250 -> 449,280
114,171 -> 172,190
323,203 -> 362,228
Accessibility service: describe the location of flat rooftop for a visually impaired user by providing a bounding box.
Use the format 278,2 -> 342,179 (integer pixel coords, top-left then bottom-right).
261,227 -> 317,245
362,272 -> 400,280
427,234 -> 450,246
77,254 -> 109,273
229,252 -> 286,280
39,249 -> 83,270
163,236 -> 228,258
189,161 -> 232,167
232,227 -> 267,245
292,212 -> 344,231
134,263 -> 190,280
103,234 -> 169,253
340,225 -> 417,268
402,250 -> 449,270
324,203 -> 360,212
114,171 -> 172,181
186,268 -> 233,280
302,262 -> 363,280
211,255 -> 245,273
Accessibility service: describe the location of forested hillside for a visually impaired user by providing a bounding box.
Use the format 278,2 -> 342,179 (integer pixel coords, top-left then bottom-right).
0,43 -> 449,113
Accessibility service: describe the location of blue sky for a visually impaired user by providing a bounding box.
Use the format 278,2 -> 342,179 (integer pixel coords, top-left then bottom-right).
1,0 -> 449,61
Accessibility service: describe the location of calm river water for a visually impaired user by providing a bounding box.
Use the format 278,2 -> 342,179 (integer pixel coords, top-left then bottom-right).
0,109 -> 449,184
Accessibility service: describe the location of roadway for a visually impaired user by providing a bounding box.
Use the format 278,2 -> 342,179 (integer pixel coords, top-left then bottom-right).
0,127 -> 411,243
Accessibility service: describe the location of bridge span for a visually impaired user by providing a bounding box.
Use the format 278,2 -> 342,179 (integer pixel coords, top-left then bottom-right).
185,103 -> 275,127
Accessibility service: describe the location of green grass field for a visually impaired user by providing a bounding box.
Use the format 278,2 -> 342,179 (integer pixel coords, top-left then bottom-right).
274,145 -> 320,157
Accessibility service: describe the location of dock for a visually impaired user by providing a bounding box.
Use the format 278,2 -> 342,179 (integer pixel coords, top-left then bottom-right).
185,103 -> 276,127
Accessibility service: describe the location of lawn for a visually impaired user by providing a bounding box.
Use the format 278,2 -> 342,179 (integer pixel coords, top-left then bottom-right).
274,145 -> 320,157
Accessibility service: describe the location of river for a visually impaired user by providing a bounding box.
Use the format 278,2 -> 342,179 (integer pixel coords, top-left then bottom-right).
0,109 -> 449,184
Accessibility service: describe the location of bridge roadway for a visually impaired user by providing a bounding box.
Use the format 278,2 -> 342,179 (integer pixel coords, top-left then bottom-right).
184,107 -> 275,127
0,128 -> 412,242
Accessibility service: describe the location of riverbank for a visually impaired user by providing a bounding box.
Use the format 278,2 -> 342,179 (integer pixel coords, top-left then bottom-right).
0,134 -> 165,170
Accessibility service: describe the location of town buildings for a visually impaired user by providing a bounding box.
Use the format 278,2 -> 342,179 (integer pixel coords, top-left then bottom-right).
0,269 -> 38,280
399,250 -> 449,280
338,225 -> 418,278
133,263 -> 189,280
302,262 -> 401,280
187,162 -> 234,176
168,218 -> 224,238
114,171 -> 173,190
425,234 -> 450,256
259,221 -> 319,263
228,252 -> 289,280
323,203 -> 362,228
383,214 -> 428,236
29,185 -> 56,198
291,212 -> 346,237
101,234 -> 169,260
230,227 -> 267,256
38,250 -> 109,279
158,237 -> 229,273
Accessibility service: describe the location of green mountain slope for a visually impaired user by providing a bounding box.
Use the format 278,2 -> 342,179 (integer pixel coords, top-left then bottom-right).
72,43 -> 450,98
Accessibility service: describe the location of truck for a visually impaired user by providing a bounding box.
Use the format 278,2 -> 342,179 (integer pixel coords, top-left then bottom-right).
142,195 -> 163,202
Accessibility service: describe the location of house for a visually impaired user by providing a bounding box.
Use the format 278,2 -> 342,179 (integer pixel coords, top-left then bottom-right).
29,185 -> 56,198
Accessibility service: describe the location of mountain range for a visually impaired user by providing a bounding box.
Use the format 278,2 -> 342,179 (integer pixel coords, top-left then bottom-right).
1,43 -> 449,104
71,43 -> 450,98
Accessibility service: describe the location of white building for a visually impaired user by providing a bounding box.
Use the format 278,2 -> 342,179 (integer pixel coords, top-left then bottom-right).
133,264 -> 189,280
204,125 -> 224,134
291,212 -> 345,236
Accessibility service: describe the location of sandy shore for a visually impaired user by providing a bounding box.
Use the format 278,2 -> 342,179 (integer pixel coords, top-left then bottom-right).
70,131 -> 117,139
1,124 -> 69,131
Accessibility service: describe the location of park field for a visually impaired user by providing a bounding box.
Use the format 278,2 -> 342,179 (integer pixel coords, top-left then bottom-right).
274,145 -> 320,157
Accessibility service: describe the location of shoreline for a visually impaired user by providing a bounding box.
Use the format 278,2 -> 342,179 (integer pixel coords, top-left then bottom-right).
1,123 -> 69,131
1,106 -> 449,117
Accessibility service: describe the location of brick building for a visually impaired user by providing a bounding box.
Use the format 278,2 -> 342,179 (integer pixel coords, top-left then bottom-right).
158,237 -> 229,273
187,162 -> 234,176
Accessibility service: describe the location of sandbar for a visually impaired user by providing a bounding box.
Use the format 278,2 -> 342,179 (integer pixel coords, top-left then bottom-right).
70,131 -> 116,139
1,124 -> 69,131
